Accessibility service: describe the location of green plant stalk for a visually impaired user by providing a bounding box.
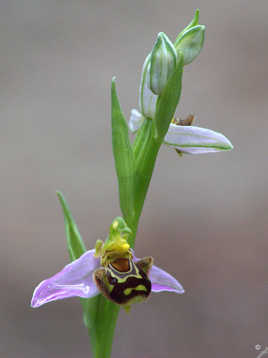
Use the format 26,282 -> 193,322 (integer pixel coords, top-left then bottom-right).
86,296 -> 120,358
87,128 -> 161,358
131,120 -> 162,239
85,60 -> 184,358
85,123 -> 162,358
57,53 -> 183,358
88,59 -> 184,358
54,9 -> 207,357
131,55 -> 184,231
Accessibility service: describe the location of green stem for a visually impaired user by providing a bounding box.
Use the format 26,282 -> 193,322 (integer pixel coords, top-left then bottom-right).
134,121 -> 161,220
87,122 -> 162,358
127,120 -> 161,247
87,296 -> 120,358
88,56 -> 183,356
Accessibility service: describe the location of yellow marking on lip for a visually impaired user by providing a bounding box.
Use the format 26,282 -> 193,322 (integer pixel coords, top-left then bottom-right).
124,288 -> 132,296
123,285 -> 147,296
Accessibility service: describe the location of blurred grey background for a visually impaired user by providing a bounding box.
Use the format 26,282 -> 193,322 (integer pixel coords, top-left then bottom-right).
3,0 -> 268,357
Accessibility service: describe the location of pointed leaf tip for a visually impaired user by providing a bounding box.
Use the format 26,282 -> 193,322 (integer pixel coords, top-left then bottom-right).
111,76 -> 116,86
56,191 -> 86,261
194,8 -> 200,23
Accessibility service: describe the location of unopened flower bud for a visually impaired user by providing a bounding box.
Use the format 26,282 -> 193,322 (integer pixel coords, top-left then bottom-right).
174,25 -> 205,65
149,32 -> 177,95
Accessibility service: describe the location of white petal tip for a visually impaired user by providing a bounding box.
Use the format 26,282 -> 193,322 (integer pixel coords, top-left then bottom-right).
165,125 -> 234,154
170,282 -> 185,294
176,287 -> 185,294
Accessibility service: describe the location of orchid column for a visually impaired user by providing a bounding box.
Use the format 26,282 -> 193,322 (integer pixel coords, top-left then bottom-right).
31,10 -> 233,358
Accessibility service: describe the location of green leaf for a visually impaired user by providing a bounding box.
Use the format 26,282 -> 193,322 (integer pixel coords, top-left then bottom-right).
57,191 -> 120,358
111,78 -> 135,225
56,191 -> 86,261
56,191 -> 90,330
154,52 -> 184,139
175,25 -> 205,65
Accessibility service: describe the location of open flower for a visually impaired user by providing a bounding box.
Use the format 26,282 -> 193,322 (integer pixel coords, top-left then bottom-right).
31,249 -> 184,308
129,109 -> 233,154
31,218 -> 184,309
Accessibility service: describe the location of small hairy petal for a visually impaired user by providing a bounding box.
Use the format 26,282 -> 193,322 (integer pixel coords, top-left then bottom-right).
164,124 -> 233,154
132,251 -> 184,294
129,109 -> 145,133
31,250 -> 100,308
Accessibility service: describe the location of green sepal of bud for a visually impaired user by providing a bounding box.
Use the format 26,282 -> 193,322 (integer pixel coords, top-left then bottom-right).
154,51 -> 184,139
149,32 -> 177,95
174,24 -> 205,65
174,8 -> 200,44
109,216 -> 132,239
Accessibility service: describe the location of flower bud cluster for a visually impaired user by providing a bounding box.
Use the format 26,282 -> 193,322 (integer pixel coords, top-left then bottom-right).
138,10 -> 205,121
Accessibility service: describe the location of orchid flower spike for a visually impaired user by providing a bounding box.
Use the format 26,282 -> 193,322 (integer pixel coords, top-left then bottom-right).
129,110 -> 233,154
31,217 -> 184,311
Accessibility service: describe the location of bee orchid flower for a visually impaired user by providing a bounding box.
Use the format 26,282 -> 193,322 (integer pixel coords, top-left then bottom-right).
31,218 -> 184,310
129,109 -> 233,154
